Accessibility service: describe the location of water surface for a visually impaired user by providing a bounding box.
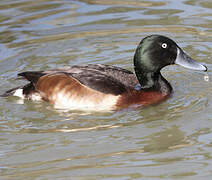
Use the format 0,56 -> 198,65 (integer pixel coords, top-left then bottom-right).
0,0 -> 212,179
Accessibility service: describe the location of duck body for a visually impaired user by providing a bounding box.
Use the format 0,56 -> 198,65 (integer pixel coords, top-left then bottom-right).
5,64 -> 169,111
2,35 -> 207,111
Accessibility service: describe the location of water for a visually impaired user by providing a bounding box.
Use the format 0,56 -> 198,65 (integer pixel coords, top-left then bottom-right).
0,0 -> 212,179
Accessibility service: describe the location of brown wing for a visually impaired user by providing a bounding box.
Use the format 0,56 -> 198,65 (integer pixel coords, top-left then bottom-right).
35,73 -> 83,103
35,73 -> 120,110
20,71 -> 130,96
42,64 -> 138,93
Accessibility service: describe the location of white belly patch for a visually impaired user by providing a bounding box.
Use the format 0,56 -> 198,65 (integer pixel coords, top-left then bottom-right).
52,91 -> 119,111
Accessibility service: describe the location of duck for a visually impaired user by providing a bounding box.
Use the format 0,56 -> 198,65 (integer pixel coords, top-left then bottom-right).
1,35 -> 207,111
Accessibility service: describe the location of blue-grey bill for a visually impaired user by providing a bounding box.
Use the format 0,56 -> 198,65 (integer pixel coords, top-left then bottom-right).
175,48 -> 207,71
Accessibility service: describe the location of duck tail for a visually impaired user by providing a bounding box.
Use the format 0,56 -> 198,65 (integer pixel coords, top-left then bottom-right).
0,86 -> 25,97
1,71 -> 44,98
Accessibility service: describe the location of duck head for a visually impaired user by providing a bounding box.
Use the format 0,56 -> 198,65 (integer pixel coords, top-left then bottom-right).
134,35 -> 207,90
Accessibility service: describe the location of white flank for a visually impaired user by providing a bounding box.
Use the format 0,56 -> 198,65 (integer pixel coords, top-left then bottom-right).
13,89 -> 24,98
13,89 -> 42,101
30,93 -> 42,101
53,91 -> 120,112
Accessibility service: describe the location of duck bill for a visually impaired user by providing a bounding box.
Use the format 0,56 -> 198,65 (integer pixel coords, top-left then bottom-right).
175,48 -> 207,71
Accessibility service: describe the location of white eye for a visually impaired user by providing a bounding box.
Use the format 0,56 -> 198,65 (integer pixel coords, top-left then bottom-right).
162,43 -> 167,49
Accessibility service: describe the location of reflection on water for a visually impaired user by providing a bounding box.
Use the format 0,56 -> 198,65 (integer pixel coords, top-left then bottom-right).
0,0 -> 212,179
142,126 -> 192,153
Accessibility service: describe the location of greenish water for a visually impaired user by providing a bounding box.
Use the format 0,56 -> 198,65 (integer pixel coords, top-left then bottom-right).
0,0 -> 212,179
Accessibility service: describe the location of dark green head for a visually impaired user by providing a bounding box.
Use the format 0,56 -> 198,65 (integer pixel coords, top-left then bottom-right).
133,35 -> 207,90
134,35 -> 207,73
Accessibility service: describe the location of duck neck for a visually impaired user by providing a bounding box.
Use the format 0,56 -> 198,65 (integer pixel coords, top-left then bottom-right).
134,66 -> 172,94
